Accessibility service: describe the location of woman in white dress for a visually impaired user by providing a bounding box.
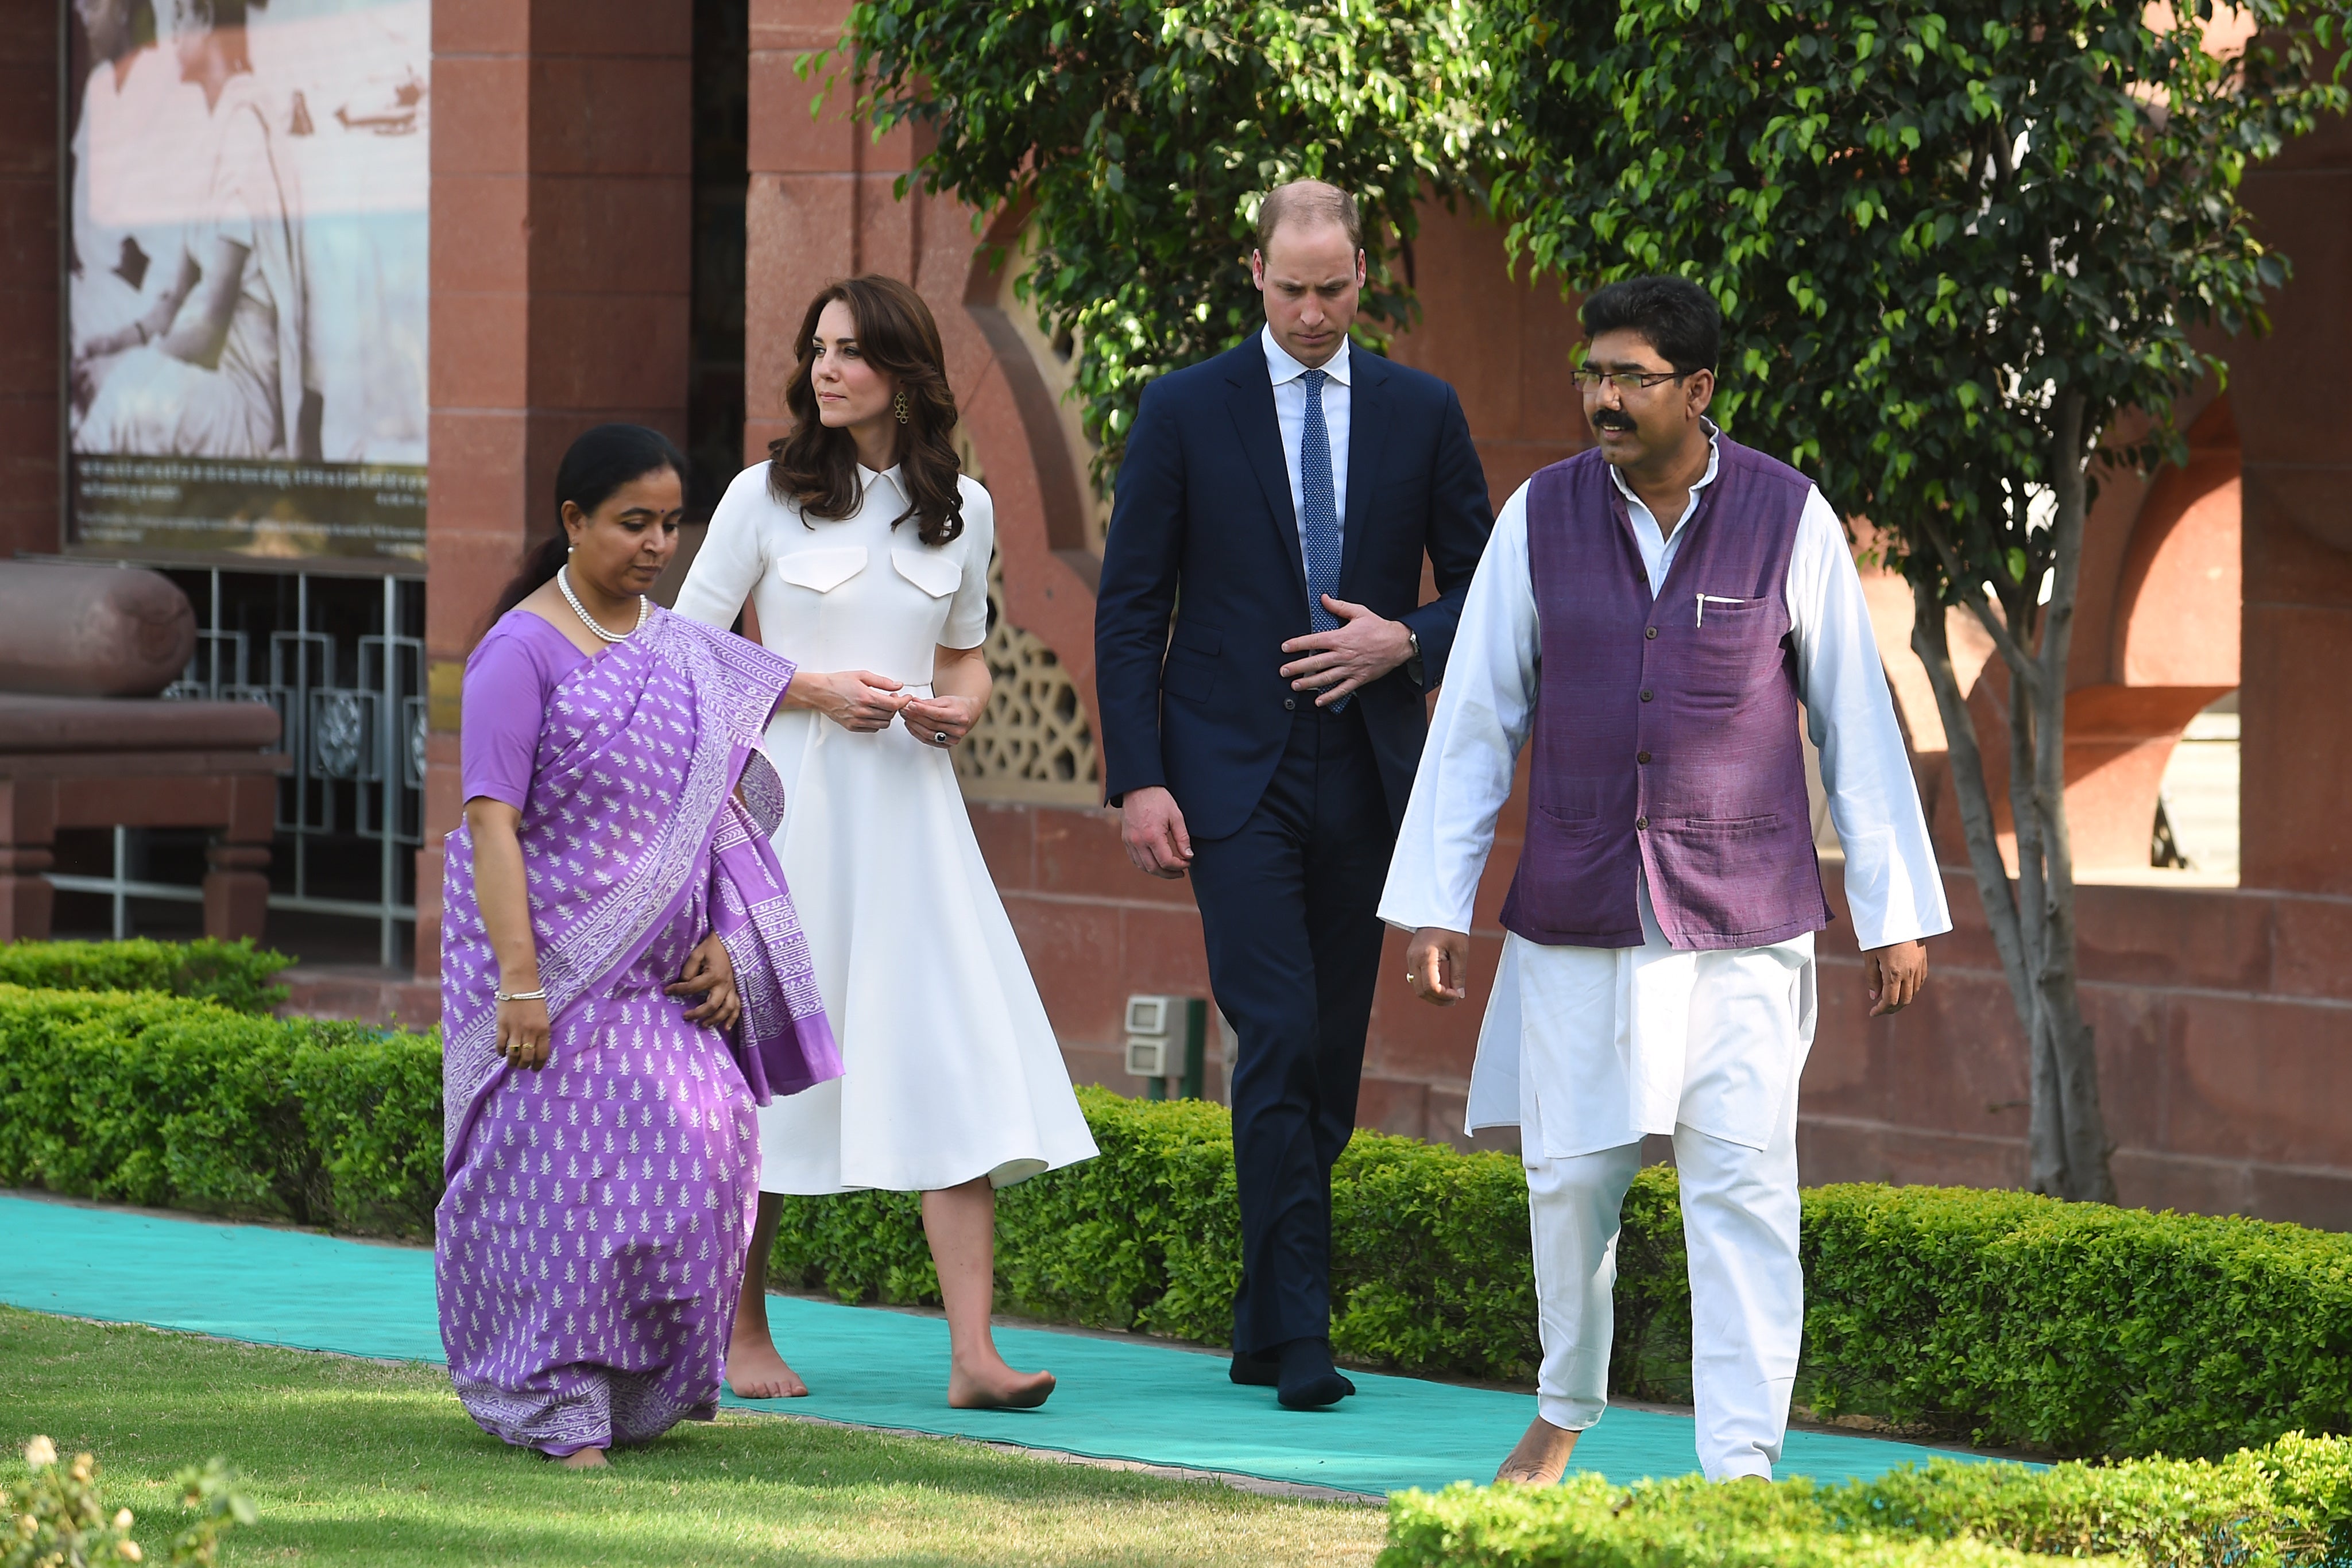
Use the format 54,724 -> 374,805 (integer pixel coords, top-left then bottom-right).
675,275 -> 1097,1410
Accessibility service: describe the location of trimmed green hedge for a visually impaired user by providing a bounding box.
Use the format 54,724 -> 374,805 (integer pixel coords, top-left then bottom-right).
1802,1186 -> 2352,1463
1381,1431 -> 2352,1567
0,987 -> 439,1235
0,938 -> 290,1015
777,1092 -> 2352,1462
770,1087 -> 1560,1377
5,977 -> 2352,1463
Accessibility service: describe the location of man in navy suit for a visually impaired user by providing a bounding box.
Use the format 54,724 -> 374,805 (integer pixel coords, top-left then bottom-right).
1094,181 -> 1493,1410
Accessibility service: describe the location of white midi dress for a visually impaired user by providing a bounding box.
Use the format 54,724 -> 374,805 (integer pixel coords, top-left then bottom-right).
674,461 -> 1098,1194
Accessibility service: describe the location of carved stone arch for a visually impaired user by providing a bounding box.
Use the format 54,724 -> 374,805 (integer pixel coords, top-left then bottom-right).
2112,394 -> 2241,691
962,202 -> 1106,575
1955,393 -> 2242,873
938,203 -> 1107,803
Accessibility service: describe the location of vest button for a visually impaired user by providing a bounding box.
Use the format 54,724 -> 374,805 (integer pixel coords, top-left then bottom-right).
1645,626 -> 1658,639
1635,816 -> 1649,830
1283,698 -> 1297,711
1639,688 -> 1654,702
1637,750 -> 1651,764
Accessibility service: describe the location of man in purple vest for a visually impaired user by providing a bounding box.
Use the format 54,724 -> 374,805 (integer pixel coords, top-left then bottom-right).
1379,276 -> 1950,1483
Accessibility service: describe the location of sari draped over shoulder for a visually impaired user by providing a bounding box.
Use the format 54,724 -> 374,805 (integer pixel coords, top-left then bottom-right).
434,605 -> 839,1456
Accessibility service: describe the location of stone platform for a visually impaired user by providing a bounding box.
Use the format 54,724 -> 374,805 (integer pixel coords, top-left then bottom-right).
277,964 -> 439,1031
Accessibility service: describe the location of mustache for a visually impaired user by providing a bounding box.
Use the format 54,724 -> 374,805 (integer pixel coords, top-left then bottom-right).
1591,412 -> 1638,431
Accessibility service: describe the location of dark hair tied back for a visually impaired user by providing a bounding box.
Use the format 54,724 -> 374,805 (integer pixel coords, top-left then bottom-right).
769,276 -> 964,548
486,423 -> 688,626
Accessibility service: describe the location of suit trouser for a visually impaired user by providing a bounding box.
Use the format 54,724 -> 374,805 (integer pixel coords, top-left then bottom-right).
1187,702 -> 1392,1355
1522,1062 -> 1804,1481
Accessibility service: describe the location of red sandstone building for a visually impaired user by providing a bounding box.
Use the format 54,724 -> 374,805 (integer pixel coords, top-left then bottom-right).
5,2 -> 2347,1222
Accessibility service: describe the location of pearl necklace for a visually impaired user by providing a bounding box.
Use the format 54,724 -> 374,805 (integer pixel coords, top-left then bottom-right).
558,564 -> 646,644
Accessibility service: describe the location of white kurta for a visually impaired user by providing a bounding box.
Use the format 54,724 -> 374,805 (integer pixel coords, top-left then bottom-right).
674,463 -> 1098,1195
1376,433 -> 1950,1159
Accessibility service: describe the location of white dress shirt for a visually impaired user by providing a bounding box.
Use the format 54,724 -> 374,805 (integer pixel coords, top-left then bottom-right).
1262,324 -> 1352,547
1612,419 -> 1722,591
1376,433 -> 1950,1157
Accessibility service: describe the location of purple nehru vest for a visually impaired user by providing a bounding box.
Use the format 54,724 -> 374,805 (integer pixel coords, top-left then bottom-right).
1498,437 -> 1831,951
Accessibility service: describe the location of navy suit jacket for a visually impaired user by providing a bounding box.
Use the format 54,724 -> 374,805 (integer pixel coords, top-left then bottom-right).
1094,336 -> 1495,841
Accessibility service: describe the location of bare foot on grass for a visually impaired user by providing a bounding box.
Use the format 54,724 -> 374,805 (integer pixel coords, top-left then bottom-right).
947,1356 -> 1056,1410
725,1326 -> 810,1400
1494,1416 -> 1579,1485
558,1447 -> 609,1470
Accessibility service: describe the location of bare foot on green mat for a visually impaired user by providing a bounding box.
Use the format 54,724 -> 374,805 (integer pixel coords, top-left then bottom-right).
725,1330 -> 810,1400
949,1357 -> 1056,1410
1495,1416 -> 1577,1485
559,1448 -> 608,1470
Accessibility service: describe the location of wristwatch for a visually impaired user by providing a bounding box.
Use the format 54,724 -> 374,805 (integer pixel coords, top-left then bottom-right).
1405,627 -> 1425,688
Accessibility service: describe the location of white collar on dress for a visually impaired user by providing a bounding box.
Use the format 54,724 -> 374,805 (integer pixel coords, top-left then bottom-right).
857,463 -> 906,501
1260,324 -> 1353,388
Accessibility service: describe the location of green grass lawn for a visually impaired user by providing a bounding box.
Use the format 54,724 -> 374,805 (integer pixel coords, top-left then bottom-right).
0,1306 -> 1385,1566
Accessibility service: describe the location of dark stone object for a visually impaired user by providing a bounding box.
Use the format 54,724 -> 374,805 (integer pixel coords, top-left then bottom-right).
0,562 -> 197,697
0,693 -> 279,752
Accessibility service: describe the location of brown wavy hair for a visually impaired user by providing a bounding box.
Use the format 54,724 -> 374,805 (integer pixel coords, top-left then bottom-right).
768,276 -> 964,547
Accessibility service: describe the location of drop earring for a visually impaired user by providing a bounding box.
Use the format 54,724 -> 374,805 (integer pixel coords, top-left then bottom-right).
892,390 -> 910,425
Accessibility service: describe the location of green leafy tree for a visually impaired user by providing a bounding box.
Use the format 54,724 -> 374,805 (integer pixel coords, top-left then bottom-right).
1489,0 -> 2347,1198
821,0 -> 1492,486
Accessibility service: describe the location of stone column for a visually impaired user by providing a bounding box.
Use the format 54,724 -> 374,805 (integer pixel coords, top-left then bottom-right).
202,773 -> 278,940
416,0 -> 695,973
0,7 -> 59,562
0,779 -> 57,942
2235,113 -> 2352,893
201,846 -> 272,940
745,0 -> 869,464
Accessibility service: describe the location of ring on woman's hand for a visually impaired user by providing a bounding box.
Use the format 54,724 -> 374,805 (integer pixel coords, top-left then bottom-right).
934,731 -> 949,745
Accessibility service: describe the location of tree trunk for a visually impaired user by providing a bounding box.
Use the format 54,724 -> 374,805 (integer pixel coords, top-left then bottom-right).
1909,582 -> 2064,1191
1908,577 -> 2033,1025
2020,393 -> 2117,1203
2002,657 -> 2065,1196
1905,393 -> 2116,1202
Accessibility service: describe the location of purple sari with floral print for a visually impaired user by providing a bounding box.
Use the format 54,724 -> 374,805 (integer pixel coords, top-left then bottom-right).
434,605 -> 840,1456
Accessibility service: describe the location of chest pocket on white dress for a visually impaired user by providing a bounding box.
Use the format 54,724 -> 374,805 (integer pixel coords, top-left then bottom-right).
774,546 -> 868,593
890,547 -> 962,599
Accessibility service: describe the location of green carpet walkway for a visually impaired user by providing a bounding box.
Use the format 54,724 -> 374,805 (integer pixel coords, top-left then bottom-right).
0,1192 -> 2005,1497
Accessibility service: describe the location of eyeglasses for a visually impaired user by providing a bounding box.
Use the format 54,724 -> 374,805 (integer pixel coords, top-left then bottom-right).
1571,367 -> 1690,394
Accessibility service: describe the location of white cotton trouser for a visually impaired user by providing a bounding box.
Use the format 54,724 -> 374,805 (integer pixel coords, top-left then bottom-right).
1522,1074 -> 1804,1481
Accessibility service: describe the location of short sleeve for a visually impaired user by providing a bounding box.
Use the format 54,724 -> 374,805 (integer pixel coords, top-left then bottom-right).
460,622 -> 563,810
674,463 -> 775,630
942,480 -> 995,650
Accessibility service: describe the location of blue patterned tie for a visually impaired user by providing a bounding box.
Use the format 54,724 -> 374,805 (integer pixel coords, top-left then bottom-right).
1299,368 -> 1349,710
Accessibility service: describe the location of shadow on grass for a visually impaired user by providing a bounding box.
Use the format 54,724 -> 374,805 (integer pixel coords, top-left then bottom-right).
1,1307 -> 1382,1567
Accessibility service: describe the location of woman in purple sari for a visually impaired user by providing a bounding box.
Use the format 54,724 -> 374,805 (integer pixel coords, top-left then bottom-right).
435,424 -> 840,1468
